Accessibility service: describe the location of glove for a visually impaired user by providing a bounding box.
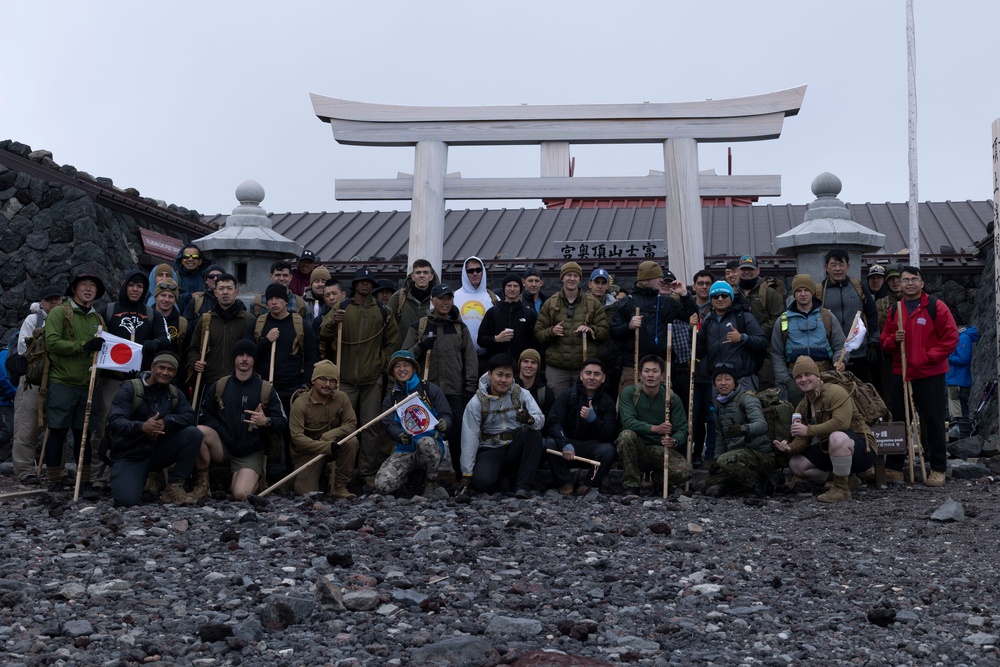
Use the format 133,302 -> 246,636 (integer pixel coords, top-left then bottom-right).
399,432 -> 412,445
515,408 -> 533,425
83,338 -> 105,352
724,424 -> 744,438
866,344 -> 882,364
329,442 -> 340,456
418,336 -> 436,352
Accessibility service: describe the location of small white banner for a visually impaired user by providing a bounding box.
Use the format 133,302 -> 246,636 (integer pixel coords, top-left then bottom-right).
395,394 -> 439,436
844,317 -> 868,353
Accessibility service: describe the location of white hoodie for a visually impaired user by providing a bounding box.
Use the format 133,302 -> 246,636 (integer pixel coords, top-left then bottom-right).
452,255 -> 496,355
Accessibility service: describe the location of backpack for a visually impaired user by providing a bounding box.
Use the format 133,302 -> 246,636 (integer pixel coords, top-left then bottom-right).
215,375 -> 282,458
253,313 -> 305,357
745,387 -> 794,443
759,276 -> 786,302
128,377 -> 180,414
253,293 -> 308,318
820,369 -> 889,425
28,300 -> 99,388
886,295 -> 938,326
477,383 -> 523,433
4,334 -> 26,386
817,278 -> 869,330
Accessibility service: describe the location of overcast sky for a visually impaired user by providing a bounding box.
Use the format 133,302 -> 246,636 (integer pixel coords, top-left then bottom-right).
2,1 -> 998,218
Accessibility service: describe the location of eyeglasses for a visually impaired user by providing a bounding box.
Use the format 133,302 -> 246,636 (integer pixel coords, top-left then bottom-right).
206,274 -> 223,280
181,254 -> 200,260
315,377 -> 337,384
900,277 -> 921,284
711,294 -> 731,300
466,267 -> 483,274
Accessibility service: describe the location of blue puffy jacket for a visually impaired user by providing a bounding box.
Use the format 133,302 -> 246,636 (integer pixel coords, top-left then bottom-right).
945,326 -> 978,388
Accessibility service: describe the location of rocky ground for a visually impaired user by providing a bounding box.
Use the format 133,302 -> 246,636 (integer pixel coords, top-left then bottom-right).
1,457 -> 1000,667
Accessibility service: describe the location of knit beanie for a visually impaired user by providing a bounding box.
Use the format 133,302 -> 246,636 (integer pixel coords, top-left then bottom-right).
501,272 -> 522,291
791,274 -> 815,295
154,262 -> 174,277
312,359 -> 340,382
519,349 -> 541,365
264,283 -> 289,303
560,262 -> 583,279
709,281 -> 733,298
233,339 -> 257,360
791,356 -> 821,378
154,281 -> 178,298
310,266 -> 332,283
636,261 -> 663,282
151,352 -> 179,369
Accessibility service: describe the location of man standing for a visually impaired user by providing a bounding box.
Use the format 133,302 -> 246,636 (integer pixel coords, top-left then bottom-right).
734,255 -> 785,389
879,266 -> 959,487
773,356 -> 876,502
376,351 -> 452,497
43,271 -> 107,492
724,260 -> 740,288
453,256 -> 498,372
478,272 -> 537,364
688,270 -> 715,465
319,267 -> 398,488
816,248 -> 880,382
288,359 -> 359,498
770,274 -> 846,406
695,281 -> 767,391
402,283 -> 477,472
521,268 -> 546,314
546,358 -> 617,496
867,264 -> 889,300
247,283 -> 316,412
588,268 -> 622,399
534,261 -> 610,395
387,259 -> 439,349
187,274 -> 255,396
303,265 -> 332,324
616,355 -> 691,495
611,261 -> 694,394
289,250 -> 318,297
107,353 -> 202,507
702,364 -> 773,497
11,285 -> 63,485
197,340 -> 288,501
460,354 -> 545,498
174,244 -> 207,308
182,264 -> 225,320
252,261 -> 307,317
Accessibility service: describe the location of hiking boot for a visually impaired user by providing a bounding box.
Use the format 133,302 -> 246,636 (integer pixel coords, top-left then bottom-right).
423,480 -> 450,499
514,487 -> 532,499
190,469 -> 211,500
330,485 -> 357,500
623,487 -> 641,497
925,470 -> 946,487
884,469 -> 905,483
47,480 -> 65,493
575,484 -> 591,496
79,482 -> 100,501
823,474 -> 861,492
557,483 -> 575,496
146,471 -> 165,494
20,474 -> 40,486
160,481 -> 193,505
704,485 -> 723,498
817,475 -> 851,503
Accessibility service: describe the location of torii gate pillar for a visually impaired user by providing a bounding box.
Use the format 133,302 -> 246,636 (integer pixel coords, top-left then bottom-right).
410,140 -> 447,272
663,137 -> 703,282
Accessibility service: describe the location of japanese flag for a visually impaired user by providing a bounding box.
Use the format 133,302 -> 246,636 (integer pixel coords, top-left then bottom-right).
95,331 -> 143,373
395,394 -> 439,436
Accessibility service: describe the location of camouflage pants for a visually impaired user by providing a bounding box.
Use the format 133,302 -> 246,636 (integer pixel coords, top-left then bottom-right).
374,437 -> 443,494
616,429 -> 692,489
704,447 -> 775,496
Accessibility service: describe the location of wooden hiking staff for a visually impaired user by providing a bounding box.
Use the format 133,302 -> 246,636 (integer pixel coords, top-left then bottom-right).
545,448 -> 601,481
663,323 -> 673,499
581,329 -> 588,362
336,321 -> 343,368
192,329 -> 210,407
423,331 -> 434,382
74,328 -> 102,502
897,306 -> 927,483
633,307 -> 640,386
685,322 -> 697,491
35,428 -> 51,482
254,392 -> 419,498
268,338 -> 277,382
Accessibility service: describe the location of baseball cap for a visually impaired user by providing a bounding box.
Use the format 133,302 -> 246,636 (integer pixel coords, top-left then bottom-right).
868,265 -> 886,277
738,255 -> 758,269
431,284 -> 454,299
590,268 -> 610,282
299,250 -> 317,262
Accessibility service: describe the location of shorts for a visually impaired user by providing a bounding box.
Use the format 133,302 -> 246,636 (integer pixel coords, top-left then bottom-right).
224,448 -> 265,477
46,383 -> 100,430
802,429 -> 875,473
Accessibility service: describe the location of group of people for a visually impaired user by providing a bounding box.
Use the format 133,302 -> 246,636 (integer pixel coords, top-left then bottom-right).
5,243 -> 964,506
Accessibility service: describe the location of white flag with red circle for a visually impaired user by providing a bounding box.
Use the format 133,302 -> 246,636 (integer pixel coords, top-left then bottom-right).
95,331 -> 144,373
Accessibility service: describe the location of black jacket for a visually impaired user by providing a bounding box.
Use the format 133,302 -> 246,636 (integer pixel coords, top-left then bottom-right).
611,286 -> 696,366
546,381 -> 617,447
107,374 -> 197,460
198,373 -> 288,457
104,269 -> 171,374
478,299 -> 538,362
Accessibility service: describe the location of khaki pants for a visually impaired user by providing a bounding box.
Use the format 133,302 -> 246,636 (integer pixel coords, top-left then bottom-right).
11,377 -> 40,482
290,437 -> 358,494
340,381 -> 385,481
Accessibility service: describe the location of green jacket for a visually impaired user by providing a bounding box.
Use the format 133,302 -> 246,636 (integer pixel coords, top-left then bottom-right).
186,303 -> 254,387
618,383 -> 687,447
386,270 -> 438,349
713,388 -> 772,456
319,297 -> 399,386
534,290 -> 609,371
45,300 -> 104,388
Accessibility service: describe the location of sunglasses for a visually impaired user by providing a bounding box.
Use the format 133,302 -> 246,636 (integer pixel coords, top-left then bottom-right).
181,254 -> 201,260
206,274 -> 223,280
466,267 -> 483,274
156,282 -> 178,291
711,293 -> 731,300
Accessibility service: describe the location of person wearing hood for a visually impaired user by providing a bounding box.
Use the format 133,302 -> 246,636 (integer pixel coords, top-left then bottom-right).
10,285 -> 64,485
145,262 -> 180,308
402,283 -> 477,476
387,259 -> 439,349
535,262 -> 611,396
695,281 -> 767,392
319,267 -> 399,489
701,363 -> 774,497
611,261 -> 696,394
452,256 -> 498,373
174,244 -> 208,305
460,353 -> 545,498
478,272 -> 537,364
375,350 -> 453,497
152,280 -> 189,373
946,325 -> 979,420
186,273 -> 255,398
107,352 -> 202,506
770,274 -> 846,406
735,255 -> 785,390
182,264 -> 225,320
43,270 -> 107,493
303,265 -> 332,324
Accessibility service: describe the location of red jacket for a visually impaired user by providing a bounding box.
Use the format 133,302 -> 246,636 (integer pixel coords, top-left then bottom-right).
880,293 -> 958,380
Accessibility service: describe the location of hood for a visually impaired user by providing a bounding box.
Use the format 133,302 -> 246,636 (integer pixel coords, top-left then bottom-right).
429,305 -> 462,323
118,269 -> 150,305
29,302 -> 42,315
147,264 -> 179,289
458,256 -> 489,295
962,326 -> 980,343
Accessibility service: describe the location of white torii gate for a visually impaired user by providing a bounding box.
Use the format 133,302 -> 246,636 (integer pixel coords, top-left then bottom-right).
311,86 -> 806,281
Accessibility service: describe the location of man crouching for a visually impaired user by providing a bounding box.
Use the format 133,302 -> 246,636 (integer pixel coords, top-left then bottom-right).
107,353 -> 202,507
773,356 -> 875,502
